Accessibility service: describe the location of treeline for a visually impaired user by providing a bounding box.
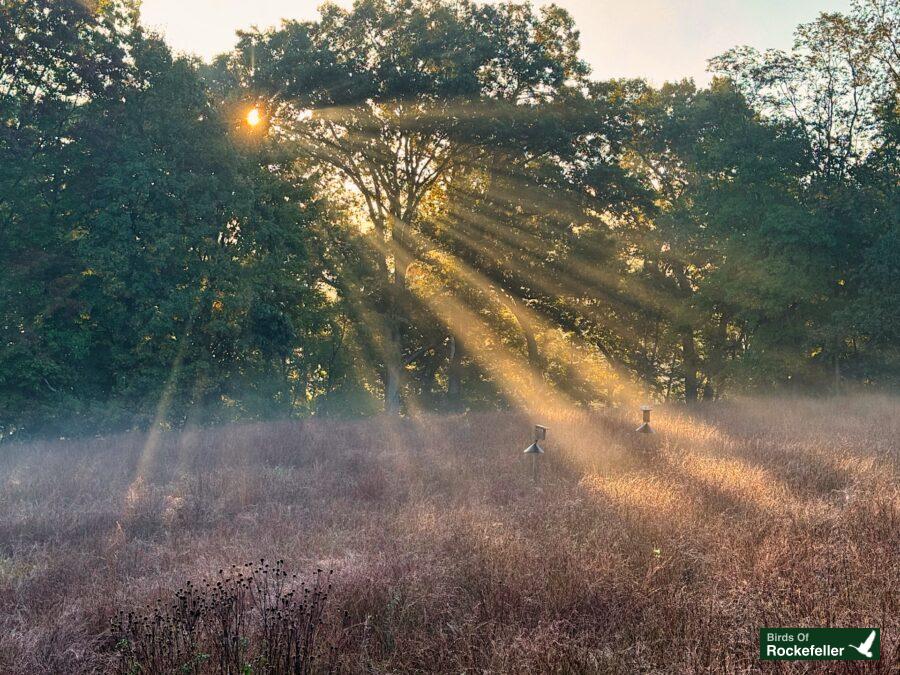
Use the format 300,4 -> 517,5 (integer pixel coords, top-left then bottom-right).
1,0 -> 897,436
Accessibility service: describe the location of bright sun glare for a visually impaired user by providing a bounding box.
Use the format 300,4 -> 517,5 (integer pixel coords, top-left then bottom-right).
246,107 -> 261,127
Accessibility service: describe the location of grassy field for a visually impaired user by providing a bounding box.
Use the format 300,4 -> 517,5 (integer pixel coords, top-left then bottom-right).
0,397 -> 897,673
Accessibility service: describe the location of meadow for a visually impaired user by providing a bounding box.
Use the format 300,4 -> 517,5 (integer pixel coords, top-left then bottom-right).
0,397 -> 897,673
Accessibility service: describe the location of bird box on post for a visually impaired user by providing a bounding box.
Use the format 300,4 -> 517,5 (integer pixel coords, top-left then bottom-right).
523,424 -> 547,483
635,405 -> 654,434
523,424 -> 547,454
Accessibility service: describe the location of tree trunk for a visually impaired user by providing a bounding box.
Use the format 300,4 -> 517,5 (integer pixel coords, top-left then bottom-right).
664,352 -> 677,402
833,353 -> 841,397
706,312 -> 728,398
383,224 -> 408,414
447,335 -> 463,410
508,298 -> 540,372
420,349 -> 440,399
682,329 -> 699,403
384,320 -> 402,414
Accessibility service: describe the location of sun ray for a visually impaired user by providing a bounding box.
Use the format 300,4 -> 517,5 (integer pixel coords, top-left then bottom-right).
404,225 -> 647,405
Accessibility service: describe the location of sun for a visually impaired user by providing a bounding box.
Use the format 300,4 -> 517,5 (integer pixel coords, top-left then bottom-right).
246,107 -> 262,127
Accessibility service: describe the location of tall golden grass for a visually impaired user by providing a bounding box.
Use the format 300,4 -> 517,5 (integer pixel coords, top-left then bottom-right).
0,396 -> 897,672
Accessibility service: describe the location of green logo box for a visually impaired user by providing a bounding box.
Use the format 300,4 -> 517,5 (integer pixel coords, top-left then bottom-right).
760,628 -> 880,660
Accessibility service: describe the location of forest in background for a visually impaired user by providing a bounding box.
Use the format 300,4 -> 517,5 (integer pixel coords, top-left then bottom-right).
1,0 -> 898,438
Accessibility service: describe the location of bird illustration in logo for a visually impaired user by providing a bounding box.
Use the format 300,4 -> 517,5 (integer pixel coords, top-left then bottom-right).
848,630 -> 877,658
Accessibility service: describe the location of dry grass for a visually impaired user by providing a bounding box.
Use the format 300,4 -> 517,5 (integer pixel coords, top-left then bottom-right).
0,396 -> 898,673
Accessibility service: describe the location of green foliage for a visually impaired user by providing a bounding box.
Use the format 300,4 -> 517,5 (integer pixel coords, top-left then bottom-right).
1,0 -> 898,435
0,1 -> 328,437
219,0 -> 591,412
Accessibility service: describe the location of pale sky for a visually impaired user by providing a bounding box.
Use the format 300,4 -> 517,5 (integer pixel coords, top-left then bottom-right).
140,0 -> 852,85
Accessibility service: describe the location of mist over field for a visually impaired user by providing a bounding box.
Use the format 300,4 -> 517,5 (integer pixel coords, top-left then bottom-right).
0,398 -> 898,672
1,0 -> 898,672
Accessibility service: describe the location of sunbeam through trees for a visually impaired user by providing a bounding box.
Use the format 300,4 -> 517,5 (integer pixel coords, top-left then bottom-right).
1,1 -> 899,672
2,0 -> 897,437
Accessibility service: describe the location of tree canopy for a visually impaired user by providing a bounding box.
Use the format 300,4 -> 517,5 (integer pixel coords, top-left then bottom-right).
1,0 -> 897,437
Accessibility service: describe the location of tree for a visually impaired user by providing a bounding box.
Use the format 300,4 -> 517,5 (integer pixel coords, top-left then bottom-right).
710,0 -> 897,181
619,79 -> 830,399
711,0 -> 900,390
419,81 -> 648,406
225,0 -> 588,411
0,0 -> 139,434
0,0 -> 328,437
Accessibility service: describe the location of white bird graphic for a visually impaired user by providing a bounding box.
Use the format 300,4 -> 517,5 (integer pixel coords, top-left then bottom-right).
849,630 -> 877,658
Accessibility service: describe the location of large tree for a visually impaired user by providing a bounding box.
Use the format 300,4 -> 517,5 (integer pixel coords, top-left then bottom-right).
711,0 -> 900,389
0,0 -> 328,436
225,0 -> 589,411
619,80 -> 819,399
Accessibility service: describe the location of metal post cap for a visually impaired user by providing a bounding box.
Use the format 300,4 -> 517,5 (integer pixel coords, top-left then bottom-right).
523,441 -> 545,454
636,404 -> 654,433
